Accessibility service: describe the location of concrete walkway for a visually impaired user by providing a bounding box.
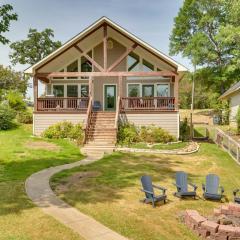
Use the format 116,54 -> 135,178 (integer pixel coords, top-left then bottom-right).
25,155 -> 128,240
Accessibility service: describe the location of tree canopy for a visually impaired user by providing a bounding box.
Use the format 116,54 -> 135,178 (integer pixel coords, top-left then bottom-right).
0,65 -> 28,95
170,0 -> 240,93
9,28 -> 61,66
0,3 -> 18,44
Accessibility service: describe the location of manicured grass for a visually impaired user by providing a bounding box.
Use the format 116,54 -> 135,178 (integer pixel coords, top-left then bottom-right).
0,125 -> 84,240
129,141 -> 188,150
51,142 -> 240,240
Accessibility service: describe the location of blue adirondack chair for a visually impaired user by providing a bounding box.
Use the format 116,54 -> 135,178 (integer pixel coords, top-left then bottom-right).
173,171 -> 197,198
140,175 -> 167,207
233,189 -> 240,204
93,101 -> 101,111
202,174 -> 224,201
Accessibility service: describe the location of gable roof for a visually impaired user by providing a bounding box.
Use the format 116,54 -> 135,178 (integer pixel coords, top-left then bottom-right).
219,81 -> 240,99
24,16 -> 188,74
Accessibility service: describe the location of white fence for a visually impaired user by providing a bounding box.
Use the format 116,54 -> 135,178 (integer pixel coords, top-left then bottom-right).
213,127 -> 240,163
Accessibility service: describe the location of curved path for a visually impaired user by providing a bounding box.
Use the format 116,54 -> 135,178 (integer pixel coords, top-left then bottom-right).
25,156 -> 128,240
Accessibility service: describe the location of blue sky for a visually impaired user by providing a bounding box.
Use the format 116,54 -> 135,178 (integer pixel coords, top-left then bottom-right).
0,0 -> 191,98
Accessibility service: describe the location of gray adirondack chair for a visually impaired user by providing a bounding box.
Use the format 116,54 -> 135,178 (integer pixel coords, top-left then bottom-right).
140,175 -> 167,207
173,171 -> 197,198
202,174 -> 224,201
233,189 -> 240,204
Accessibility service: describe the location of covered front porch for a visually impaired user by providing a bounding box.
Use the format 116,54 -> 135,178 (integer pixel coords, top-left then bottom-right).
34,71 -> 179,113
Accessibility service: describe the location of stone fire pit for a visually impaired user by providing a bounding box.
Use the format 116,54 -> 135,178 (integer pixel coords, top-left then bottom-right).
184,203 -> 240,239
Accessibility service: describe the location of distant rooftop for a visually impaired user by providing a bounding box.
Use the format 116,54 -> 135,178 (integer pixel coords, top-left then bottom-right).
219,81 -> 240,99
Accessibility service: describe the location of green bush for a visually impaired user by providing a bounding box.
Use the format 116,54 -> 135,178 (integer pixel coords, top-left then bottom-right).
42,121 -> 84,145
117,122 -> 139,146
69,123 -> 84,145
180,117 -> 190,141
0,104 -> 16,130
6,91 -> 26,112
117,123 -> 175,145
139,125 -> 175,143
17,110 -> 33,124
236,106 -> 240,134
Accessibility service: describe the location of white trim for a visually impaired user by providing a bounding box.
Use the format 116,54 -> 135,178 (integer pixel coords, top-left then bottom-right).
24,17 -> 188,74
103,84 -> 117,111
156,83 -> 170,97
126,83 -> 141,97
51,83 -> 89,97
126,82 -> 170,97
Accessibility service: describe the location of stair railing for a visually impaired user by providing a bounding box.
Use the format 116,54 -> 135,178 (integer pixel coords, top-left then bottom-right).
114,96 -> 121,130
84,96 -> 93,144
114,96 -> 121,145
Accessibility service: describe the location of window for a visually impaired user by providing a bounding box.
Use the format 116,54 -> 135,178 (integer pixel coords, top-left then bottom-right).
81,85 -> 89,97
46,84 -> 52,96
142,85 -> 154,97
53,85 -> 64,97
67,85 -> 78,97
127,53 -> 140,72
142,59 -> 154,72
128,84 -> 140,97
157,84 -> 169,97
67,60 -> 78,79
81,51 -> 92,72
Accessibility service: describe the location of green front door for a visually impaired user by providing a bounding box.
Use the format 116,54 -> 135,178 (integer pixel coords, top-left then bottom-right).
104,85 -> 116,111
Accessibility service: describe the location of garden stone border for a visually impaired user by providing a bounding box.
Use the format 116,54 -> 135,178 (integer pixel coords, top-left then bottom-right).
116,141 -> 199,155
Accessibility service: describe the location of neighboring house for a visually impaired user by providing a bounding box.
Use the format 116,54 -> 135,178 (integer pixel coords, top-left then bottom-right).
24,17 -> 187,147
219,81 -> 240,126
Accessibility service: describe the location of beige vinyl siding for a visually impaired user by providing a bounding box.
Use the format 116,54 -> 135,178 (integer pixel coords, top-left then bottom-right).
33,113 -> 86,136
122,112 -> 179,138
229,93 -> 240,126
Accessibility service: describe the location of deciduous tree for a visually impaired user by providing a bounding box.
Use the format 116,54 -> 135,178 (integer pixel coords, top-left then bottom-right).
9,28 -> 61,65
0,3 -> 18,44
170,0 -> 240,93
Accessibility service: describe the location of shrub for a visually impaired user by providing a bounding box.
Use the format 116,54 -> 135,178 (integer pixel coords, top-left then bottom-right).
117,122 -> 139,146
0,104 -> 16,130
180,117 -> 190,141
69,123 -> 84,145
17,110 -> 33,124
42,121 -> 84,145
117,123 -> 175,145
6,91 -> 26,112
236,106 -> 240,134
139,125 -> 175,143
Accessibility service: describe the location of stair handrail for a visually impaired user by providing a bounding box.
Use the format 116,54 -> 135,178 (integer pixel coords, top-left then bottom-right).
84,96 -> 93,144
114,96 -> 121,130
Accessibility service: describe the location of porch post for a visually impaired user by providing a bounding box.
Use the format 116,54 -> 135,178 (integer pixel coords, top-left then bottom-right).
33,76 -> 38,111
89,76 -> 93,98
103,24 -> 107,71
174,76 -> 179,110
118,75 -> 123,98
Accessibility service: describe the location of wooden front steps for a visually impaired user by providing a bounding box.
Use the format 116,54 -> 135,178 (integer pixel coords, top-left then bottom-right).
82,111 -> 117,155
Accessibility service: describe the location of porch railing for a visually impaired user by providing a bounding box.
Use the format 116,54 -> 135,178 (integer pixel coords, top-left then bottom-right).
37,97 -> 89,111
83,96 -> 93,144
120,97 -> 176,111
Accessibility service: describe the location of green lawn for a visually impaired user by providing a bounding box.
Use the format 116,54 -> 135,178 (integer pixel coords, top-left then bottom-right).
0,125 -> 84,240
51,142 -> 240,240
129,141 -> 188,150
